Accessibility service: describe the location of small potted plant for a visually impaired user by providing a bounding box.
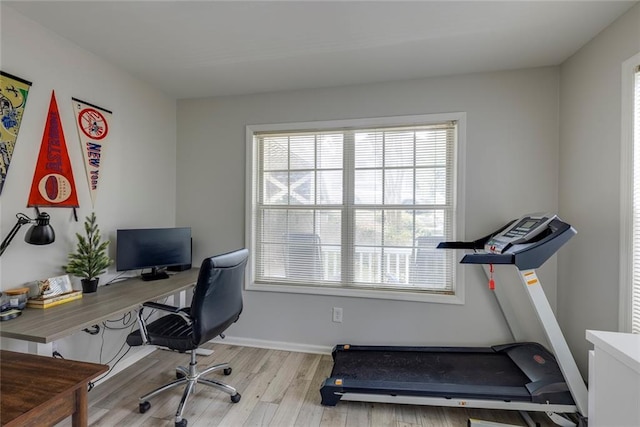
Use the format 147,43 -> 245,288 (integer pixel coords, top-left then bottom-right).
64,212 -> 112,293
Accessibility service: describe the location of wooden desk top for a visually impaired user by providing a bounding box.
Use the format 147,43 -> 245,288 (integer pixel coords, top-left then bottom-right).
0,269 -> 199,343
0,350 -> 108,426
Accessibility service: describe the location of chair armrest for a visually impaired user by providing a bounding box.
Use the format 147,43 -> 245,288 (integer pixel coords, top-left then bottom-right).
135,301 -> 191,345
142,301 -> 180,313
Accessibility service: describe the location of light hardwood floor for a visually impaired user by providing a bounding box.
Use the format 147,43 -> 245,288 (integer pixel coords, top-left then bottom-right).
66,343 -> 559,426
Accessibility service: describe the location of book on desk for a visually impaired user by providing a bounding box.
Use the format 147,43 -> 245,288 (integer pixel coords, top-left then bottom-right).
27,290 -> 83,309
24,274 -> 81,309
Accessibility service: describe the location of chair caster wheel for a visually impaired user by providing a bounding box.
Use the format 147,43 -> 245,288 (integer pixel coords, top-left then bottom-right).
139,401 -> 151,413
223,367 -> 232,375
175,419 -> 187,427
176,371 -> 185,379
231,393 -> 241,403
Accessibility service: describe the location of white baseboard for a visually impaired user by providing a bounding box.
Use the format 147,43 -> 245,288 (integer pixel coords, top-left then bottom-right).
210,336 -> 333,355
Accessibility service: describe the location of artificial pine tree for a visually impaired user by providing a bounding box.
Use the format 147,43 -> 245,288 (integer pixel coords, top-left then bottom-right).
65,212 -> 111,293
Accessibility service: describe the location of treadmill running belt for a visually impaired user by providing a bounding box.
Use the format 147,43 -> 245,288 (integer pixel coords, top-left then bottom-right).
330,350 -> 530,386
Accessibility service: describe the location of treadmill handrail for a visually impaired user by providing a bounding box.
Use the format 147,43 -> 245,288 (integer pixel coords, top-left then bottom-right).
436,220 -> 516,251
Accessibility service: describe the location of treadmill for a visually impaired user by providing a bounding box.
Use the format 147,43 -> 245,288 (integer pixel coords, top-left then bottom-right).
320,213 -> 588,426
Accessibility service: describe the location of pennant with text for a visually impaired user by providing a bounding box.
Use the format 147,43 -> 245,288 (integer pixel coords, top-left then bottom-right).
72,97 -> 112,206
0,71 -> 32,194
28,91 -> 79,208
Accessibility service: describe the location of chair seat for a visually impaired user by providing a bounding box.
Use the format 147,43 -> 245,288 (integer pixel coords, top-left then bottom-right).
127,313 -> 196,352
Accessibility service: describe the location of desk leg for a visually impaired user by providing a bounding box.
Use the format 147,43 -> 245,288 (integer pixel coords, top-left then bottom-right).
72,384 -> 89,427
27,341 -> 52,356
171,289 -> 188,307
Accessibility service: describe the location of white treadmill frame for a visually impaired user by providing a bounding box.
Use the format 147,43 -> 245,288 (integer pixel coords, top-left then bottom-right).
515,268 -> 588,417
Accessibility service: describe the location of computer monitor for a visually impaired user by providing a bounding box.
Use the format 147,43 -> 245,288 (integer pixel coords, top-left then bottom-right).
116,227 -> 192,281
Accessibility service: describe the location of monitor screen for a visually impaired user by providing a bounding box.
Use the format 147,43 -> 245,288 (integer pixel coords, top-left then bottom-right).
116,227 -> 191,281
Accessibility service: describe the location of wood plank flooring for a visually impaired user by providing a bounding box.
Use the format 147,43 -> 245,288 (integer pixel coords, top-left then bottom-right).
59,343 -> 559,426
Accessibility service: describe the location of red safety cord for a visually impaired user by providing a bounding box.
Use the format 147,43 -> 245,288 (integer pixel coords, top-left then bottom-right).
489,264 -> 495,290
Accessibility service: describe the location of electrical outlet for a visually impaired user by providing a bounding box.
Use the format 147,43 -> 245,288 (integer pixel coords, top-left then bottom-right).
332,307 -> 343,323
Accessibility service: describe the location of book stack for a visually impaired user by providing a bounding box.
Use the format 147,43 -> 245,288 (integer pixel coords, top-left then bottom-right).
26,274 -> 83,309
27,290 -> 83,309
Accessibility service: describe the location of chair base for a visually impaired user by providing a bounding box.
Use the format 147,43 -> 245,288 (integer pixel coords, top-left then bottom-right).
138,350 -> 241,426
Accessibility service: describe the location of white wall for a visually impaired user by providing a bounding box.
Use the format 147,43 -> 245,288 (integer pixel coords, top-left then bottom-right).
177,67 -> 561,351
559,3 -> 640,375
0,6 -> 177,362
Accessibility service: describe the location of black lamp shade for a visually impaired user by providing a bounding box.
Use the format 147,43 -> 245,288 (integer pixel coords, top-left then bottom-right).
24,213 -> 55,245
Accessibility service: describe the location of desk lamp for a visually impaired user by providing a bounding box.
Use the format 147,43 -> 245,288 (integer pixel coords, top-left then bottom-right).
0,211 -> 55,256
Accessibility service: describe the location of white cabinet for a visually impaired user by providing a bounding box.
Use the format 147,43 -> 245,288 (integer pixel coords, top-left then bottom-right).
586,330 -> 640,427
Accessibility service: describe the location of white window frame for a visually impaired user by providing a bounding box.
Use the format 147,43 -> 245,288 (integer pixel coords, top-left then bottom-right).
245,113 -> 466,304
619,52 -> 640,333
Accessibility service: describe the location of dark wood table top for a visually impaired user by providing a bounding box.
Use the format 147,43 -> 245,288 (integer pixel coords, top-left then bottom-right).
0,350 -> 108,426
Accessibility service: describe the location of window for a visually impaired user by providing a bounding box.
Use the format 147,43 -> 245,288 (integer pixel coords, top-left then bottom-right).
246,113 -> 465,303
621,54 -> 640,333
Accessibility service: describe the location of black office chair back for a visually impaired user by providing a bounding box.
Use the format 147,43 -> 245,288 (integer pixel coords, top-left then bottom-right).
190,248 -> 249,346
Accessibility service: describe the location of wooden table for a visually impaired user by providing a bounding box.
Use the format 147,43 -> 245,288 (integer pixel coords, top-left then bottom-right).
0,350 -> 108,426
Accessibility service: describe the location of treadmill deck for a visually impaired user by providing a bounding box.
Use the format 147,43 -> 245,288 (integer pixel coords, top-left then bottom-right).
320,343 -> 576,407
330,349 -> 529,386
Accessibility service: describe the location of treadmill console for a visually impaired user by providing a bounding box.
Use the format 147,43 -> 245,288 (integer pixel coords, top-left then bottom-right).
437,213 -> 575,270
485,213 -> 556,254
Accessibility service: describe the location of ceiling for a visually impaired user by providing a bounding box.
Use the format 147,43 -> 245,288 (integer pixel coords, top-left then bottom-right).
4,1 -> 637,99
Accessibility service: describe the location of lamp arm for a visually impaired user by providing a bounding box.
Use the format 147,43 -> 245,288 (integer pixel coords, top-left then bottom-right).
0,214 -> 32,257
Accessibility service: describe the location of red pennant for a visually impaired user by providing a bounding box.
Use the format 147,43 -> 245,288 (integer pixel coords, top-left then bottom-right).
28,91 -> 79,207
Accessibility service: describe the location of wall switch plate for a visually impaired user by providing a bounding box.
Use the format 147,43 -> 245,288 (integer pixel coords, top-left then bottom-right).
332,307 -> 343,323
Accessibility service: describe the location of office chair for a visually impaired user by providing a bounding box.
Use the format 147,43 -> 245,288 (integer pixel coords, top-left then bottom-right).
126,248 -> 249,427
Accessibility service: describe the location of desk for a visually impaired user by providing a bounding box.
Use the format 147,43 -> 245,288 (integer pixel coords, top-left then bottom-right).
0,269 -> 199,352
0,350 -> 108,426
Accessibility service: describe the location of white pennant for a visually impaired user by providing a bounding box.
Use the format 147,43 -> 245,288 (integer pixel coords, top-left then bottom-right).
72,97 -> 112,207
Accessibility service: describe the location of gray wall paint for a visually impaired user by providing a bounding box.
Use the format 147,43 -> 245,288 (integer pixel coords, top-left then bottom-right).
0,6 -> 178,361
177,68 -> 561,349
558,3 -> 640,374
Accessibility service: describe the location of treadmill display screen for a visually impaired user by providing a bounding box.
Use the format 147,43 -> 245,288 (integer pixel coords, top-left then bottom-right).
486,214 -> 554,253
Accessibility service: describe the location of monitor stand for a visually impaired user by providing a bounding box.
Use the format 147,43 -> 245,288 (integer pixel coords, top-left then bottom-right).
141,267 -> 169,281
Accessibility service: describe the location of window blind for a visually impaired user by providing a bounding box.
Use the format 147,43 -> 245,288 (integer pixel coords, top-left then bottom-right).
632,66 -> 640,333
251,121 -> 457,295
